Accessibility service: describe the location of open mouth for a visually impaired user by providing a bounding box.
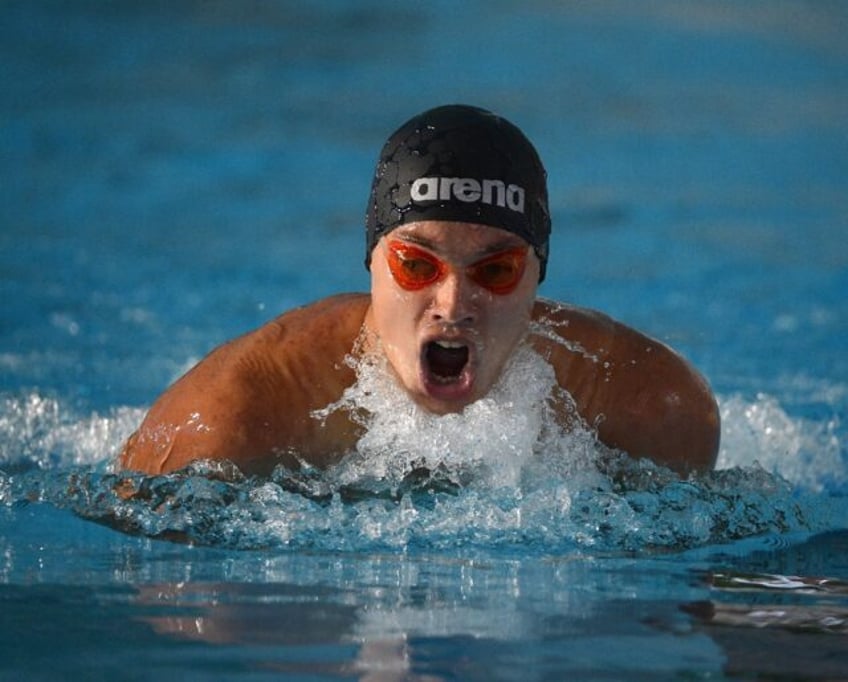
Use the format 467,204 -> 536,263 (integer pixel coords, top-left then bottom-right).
425,340 -> 470,384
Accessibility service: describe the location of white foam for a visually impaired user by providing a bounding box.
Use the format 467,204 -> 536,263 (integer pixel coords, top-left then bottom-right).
316,343 -> 603,491
0,392 -> 142,470
717,392 -> 846,491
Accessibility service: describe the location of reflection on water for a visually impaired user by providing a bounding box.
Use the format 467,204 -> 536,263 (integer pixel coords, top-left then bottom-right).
126,537 -> 848,680
125,554 -> 723,680
684,531 -> 848,679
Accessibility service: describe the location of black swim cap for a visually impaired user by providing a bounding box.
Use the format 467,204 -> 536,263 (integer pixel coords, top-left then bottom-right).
365,104 -> 551,281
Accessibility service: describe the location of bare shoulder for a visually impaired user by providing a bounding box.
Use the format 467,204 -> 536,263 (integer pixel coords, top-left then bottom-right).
234,293 -> 370,370
119,294 -> 370,475
171,292 -> 370,394
260,293 -> 371,343
530,299 -> 720,474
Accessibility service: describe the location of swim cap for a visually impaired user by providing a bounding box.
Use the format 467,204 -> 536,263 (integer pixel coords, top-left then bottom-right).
365,104 -> 551,281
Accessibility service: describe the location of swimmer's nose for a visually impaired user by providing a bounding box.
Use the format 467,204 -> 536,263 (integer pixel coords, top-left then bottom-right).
430,272 -> 476,325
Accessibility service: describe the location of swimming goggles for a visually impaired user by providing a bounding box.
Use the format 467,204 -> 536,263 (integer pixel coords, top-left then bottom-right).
385,240 -> 528,295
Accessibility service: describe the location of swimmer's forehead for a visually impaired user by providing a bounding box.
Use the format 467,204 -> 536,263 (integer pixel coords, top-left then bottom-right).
390,221 -> 529,256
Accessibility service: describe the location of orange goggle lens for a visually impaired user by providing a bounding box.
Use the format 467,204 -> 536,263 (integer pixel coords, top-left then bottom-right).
385,241 -> 527,295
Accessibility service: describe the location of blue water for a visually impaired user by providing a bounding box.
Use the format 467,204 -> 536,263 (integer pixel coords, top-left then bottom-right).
2,1 -> 847,679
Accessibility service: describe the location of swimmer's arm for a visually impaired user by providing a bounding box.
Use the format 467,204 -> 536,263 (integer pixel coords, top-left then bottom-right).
118,339 -> 298,476
533,302 -> 720,475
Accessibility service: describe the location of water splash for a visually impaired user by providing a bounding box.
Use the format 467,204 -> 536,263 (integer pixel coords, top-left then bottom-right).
1,379 -> 845,552
0,392 -> 140,472
718,392 -> 846,492
315,343 -> 601,492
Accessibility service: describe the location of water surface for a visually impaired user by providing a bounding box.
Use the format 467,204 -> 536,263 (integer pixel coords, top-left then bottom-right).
2,1 -> 847,679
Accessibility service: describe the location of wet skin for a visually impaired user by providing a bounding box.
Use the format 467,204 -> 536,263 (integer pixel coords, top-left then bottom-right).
364,222 -> 539,415
120,221 -> 720,477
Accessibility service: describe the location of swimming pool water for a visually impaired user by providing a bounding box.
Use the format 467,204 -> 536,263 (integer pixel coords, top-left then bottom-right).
2,1 -> 847,679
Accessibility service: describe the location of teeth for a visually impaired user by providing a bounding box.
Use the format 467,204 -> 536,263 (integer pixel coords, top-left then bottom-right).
435,340 -> 465,349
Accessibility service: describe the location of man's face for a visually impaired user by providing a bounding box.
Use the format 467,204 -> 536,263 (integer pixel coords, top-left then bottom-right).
365,220 -> 540,415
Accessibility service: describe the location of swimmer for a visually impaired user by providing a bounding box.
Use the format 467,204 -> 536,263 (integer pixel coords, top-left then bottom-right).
119,104 -> 720,477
